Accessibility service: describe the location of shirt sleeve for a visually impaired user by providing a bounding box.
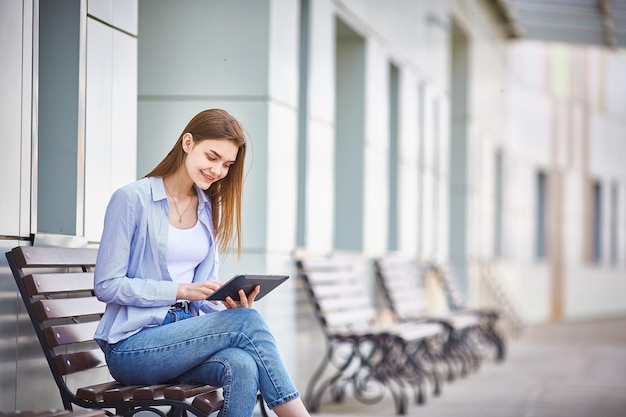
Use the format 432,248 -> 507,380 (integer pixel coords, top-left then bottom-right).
94,187 -> 178,307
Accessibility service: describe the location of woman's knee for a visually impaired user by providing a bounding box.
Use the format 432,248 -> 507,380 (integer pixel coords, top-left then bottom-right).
216,348 -> 260,399
217,347 -> 260,380
223,308 -> 271,334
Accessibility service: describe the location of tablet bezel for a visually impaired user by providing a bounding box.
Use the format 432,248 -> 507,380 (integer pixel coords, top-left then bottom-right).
206,274 -> 289,301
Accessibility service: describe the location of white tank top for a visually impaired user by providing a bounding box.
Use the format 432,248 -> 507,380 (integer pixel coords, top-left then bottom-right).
167,221 -> 210,284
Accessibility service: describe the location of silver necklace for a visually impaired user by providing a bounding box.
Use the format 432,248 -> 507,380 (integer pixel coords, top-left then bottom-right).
164,183 -> 194,223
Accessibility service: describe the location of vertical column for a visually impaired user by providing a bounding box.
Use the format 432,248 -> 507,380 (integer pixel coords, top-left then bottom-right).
334,18 -> 365,251
0,0 -> 33,238
448,19 -> 470,292
37,0 -> 85,236
303,0 -> 336,252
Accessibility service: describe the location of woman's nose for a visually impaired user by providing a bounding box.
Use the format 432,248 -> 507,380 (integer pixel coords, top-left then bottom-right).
209,164 -> 221,177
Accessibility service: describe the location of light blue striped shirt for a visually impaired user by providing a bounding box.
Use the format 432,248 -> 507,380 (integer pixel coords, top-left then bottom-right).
94,176 -> 223,347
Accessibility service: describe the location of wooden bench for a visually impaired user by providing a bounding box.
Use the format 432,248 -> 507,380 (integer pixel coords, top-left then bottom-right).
6,245 -> 237,417
296,257 -> 445,415
374,257 -> 486,379
431,263 -> 507,361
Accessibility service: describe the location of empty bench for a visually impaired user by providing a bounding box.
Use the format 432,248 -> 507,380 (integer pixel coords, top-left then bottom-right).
374,257 -> 486,379
431,263 -> 507,362
296,257 -> 445,415
6,245 -> 227,417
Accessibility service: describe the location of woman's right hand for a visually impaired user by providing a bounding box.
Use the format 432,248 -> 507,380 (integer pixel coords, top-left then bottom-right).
177,280 -> 224,302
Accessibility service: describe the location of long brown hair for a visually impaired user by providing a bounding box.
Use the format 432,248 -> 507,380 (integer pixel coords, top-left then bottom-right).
146,109 -> 247,257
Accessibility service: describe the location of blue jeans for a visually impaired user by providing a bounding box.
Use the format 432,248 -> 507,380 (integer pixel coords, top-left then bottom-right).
103,308 -> 300,416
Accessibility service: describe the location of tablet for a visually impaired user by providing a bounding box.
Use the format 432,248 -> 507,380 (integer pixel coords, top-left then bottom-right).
206,274 -> 289,301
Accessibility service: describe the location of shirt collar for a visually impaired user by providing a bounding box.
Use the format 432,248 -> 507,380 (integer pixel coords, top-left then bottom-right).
149,176 -> 210,207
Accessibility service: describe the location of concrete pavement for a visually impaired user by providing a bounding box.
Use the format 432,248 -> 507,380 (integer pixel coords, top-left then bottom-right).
260,316 -> 626,417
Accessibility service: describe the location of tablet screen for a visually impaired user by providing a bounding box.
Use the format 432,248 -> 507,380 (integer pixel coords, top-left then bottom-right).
206,274 -> 289,301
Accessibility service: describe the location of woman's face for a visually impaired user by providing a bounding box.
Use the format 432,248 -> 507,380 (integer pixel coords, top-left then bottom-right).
183,134 -> 239,190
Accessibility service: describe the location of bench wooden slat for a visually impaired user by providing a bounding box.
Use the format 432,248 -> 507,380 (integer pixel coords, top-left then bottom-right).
191,390 -> 224,416
131,384 -> 171,400
24,272 -> 95,295
11,246 -> 98,268
44,321 -> 100,347
319,299 -> 376,316
305,270 -> 358,284
102,384 -> 148,402
76,381 -> 125,402
34,297 -> 105,321
324,310 -> 377,330
297,258 -> 352,271
54,349 -> 106,375
163,384 -> 219,400
310,283 -> 368,298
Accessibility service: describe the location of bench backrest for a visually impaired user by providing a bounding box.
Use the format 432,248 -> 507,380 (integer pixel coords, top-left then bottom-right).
296,257 -> 377,336
7,246 -> 105,394
432,264 -> 467,311
374,257 -> 431,321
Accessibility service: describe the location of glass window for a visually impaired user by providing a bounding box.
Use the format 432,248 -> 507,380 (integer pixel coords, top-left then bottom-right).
388,64 -> 399,251
593,181 -> 602,263
494,150 -> 503,258
536,171 -> 547,259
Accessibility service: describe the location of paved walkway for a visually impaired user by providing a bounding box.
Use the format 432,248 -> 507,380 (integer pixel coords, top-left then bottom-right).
260,316 -> 626,417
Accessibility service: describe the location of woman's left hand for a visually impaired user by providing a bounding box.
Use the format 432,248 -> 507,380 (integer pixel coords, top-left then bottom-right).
223,285 -> 260,309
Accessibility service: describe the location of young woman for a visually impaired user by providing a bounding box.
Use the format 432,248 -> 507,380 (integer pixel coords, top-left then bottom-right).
93,109 -> 310,417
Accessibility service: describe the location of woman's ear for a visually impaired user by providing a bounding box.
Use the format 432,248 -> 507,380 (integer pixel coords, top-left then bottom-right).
182,133 -> 194,153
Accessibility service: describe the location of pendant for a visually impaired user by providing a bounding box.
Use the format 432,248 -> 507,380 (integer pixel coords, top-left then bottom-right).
178,216 -> 183,223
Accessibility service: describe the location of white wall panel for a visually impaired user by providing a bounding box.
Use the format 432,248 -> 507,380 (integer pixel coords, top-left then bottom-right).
113,0 -> 138,35
308,0 -> 335,124
0,0 -> 31,237
362,39 -> 389,255
565,266 -> 626,318
305,120 -> 335,252
87,0 -> 113,23
508,41 -> 548,91
590,114 -> 626,178
266,102 -> 298,252
84,19 -> 113,242
88,0 -> 138,35
438,98 -> 450,261
84,18 -> 138,242
518,264 -> 551,323
397,71 -> 419,254
111,31 -> 138,191
338,0 -> 449,91
606,53 -> 626,117
268,0 -> 299,107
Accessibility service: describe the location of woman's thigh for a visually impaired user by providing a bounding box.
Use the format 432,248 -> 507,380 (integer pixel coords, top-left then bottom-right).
104,308 -> 270,384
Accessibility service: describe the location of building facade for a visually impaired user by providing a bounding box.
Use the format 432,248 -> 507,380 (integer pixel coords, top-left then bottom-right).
1,0 -> 624,411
